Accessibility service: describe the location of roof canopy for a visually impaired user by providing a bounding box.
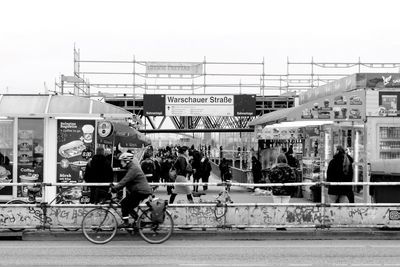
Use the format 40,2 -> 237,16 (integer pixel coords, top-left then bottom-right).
0,94 -> 132,119
248,106 -> 299,126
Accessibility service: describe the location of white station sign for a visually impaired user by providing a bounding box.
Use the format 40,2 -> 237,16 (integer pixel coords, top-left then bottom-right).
165,95 -> 234,116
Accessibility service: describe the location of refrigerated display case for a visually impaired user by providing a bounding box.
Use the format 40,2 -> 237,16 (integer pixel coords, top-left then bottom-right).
378,126 -> 400,159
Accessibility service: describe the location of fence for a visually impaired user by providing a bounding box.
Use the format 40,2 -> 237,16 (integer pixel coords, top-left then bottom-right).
1,181 -> 400,231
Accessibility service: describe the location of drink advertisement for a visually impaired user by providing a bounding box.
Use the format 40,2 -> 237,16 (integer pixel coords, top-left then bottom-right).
17,130 -> 44,197
57,120 -> 95,203
366,91 -> 400,117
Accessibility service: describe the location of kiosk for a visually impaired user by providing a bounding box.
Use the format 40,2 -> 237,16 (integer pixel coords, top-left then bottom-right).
250,73 -> 400,203
0,94 -> 139,202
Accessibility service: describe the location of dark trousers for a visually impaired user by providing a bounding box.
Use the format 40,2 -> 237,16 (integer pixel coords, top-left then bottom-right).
121,192 -> 151,218
193,174 -> 201,192
202,175 -> 209,191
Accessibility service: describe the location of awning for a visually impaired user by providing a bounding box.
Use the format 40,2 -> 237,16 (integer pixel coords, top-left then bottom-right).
248,106 -> 300,126
0,94 -> 132,119
98,121 -> 151,148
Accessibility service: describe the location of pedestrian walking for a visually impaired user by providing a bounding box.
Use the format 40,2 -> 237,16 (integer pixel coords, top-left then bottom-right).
268,153 -> 296,203
191,149 -> 202,192
160,154 -> 175,195
251,156 -> 262,187
327,145 -> 354,203
219,158 -> 230,182
83,146 -> 113,204
200,155 -> 212,191
169,146 -> 194,204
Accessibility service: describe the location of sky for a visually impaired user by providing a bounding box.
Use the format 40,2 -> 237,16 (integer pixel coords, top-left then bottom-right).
1,0 -> 400,94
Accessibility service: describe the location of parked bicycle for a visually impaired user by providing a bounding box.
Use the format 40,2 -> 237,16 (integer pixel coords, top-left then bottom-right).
81,186 -> 174,244
6,185 -> 81,232
192,180 -> 233,221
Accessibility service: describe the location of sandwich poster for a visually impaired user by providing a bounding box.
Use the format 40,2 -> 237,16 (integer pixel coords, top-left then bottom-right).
57,120 -> 95,203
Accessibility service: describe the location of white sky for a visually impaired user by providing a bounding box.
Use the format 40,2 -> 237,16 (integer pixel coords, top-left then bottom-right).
1,0 -> 400,94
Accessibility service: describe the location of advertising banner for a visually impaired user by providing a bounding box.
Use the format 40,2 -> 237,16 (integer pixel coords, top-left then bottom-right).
290,90 -> 365,122
146,62 -> 203,75
299,74 -> 357,104
57,120 -> 95,203
144,94 -> 256,117
299,73 -> 400,105
366,90 -> 400,117
259,126 -> 304,140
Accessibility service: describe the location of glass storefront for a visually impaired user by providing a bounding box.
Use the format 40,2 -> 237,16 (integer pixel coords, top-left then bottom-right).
0,120 -> 13,196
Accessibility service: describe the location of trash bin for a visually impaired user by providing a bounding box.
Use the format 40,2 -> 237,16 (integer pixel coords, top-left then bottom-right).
370,160 -> 400,203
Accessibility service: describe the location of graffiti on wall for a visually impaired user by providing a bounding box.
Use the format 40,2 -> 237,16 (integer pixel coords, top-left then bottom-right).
1,205 -> 400,229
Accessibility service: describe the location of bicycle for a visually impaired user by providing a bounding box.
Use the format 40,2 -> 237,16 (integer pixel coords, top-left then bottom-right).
191,180 -> 233,221
6,185 -> 80,232
81,187 -> 174,244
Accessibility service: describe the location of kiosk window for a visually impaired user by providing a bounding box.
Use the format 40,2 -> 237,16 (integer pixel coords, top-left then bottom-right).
17,118 -> 44,197
0,120 -> 13,196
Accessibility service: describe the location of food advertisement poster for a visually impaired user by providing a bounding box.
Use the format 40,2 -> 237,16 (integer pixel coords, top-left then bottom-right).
291,90 -> 365,122
260,127 -> 304,140
57,120 -> 95,203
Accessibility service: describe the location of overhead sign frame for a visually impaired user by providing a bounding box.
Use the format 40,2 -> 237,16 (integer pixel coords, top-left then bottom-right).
143,94 -> 256,117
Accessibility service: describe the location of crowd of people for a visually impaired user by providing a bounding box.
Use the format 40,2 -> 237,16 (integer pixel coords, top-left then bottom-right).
83,144 -> 213,205
82,142 -> 356,209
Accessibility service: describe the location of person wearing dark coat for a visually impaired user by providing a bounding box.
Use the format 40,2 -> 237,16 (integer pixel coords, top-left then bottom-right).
268,154 -> 296,203
111,152 -> 152,228
327,145 -> 354,203
219,158 -> 230,182
160,155 -> 175,195
200,156 -> 212,191
285,145 -> 299,169
251,156 -> 263,186
191,150 -> 202,192
84,147 -> 114,204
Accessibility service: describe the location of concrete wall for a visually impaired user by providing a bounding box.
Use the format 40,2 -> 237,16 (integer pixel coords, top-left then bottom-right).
2,204 -> 400,230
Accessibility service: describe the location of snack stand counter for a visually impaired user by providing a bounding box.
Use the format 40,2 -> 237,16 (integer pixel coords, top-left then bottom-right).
251,73 -> 400,203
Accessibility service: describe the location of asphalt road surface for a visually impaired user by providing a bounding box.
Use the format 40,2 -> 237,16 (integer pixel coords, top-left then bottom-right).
1,240 -> 400,266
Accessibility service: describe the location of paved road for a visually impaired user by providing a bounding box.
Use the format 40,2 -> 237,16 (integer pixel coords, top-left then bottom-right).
1,240 -> 400,266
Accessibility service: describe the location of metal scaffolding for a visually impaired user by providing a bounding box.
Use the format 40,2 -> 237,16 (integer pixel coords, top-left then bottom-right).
54,48 -> 400,131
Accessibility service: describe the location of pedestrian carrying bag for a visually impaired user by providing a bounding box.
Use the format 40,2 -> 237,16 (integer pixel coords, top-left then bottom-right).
149,198 -> 167,223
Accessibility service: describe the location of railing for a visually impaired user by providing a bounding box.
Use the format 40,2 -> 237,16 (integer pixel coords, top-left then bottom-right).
1,181 -> 400,230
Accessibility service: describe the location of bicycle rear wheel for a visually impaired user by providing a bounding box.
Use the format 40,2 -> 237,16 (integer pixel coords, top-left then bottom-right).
137,209 -> 173,244
81,208 -> 117,244
6,199 -> 27,232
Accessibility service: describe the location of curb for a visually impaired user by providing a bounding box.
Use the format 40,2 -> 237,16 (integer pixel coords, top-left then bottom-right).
8,228 -> 400,241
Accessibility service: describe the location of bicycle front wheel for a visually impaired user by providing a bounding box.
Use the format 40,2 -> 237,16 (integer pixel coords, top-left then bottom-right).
137,209 -> 174,244
81,208 -> 117,244
6,199 -> 27,232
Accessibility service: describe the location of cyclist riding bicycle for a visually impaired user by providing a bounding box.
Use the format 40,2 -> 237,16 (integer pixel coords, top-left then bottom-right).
110,152 -> 152,228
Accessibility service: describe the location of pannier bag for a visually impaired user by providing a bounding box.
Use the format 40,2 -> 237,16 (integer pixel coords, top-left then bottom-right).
149,198 -> 167,223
